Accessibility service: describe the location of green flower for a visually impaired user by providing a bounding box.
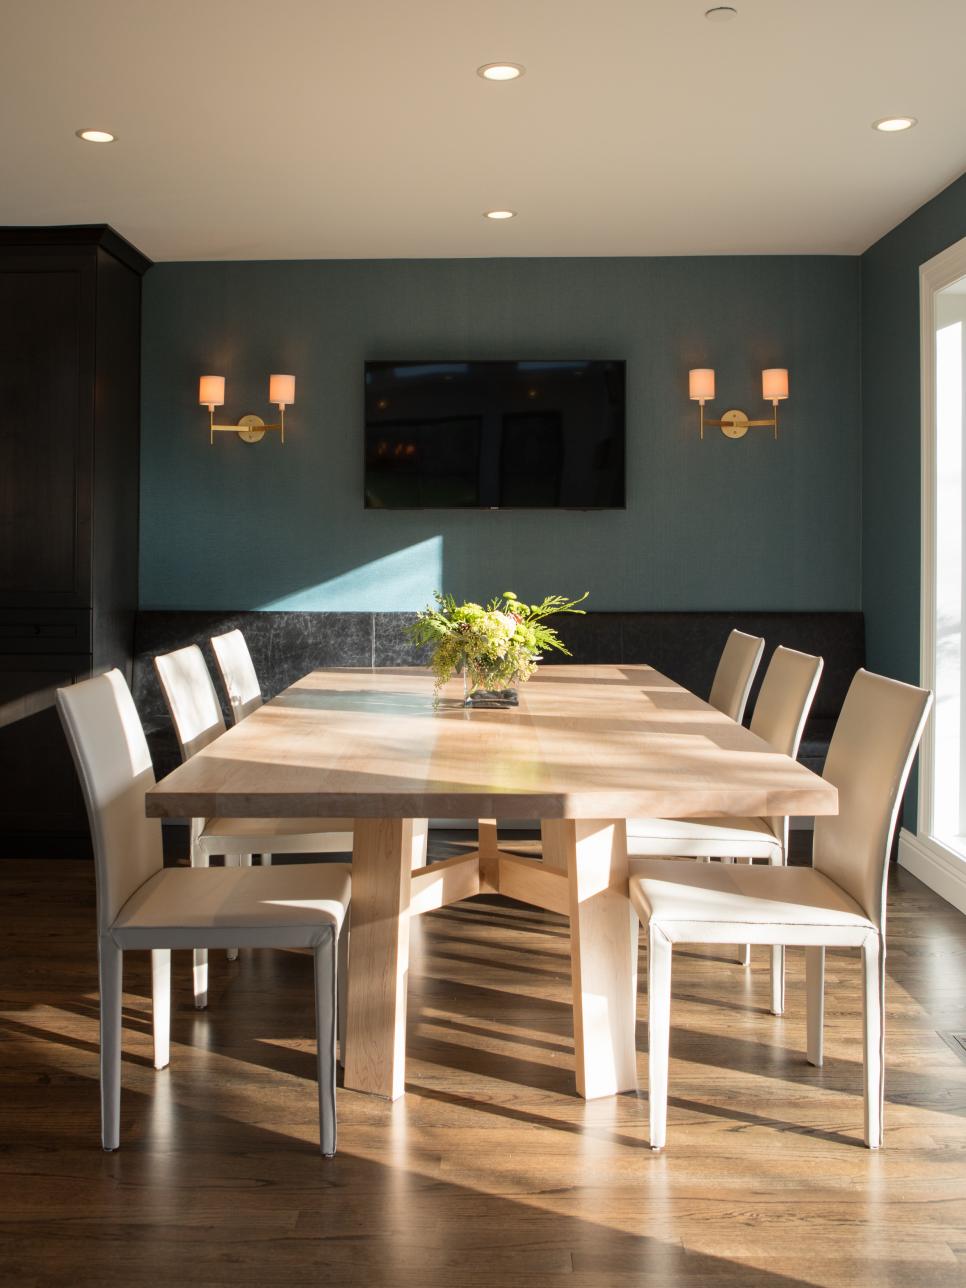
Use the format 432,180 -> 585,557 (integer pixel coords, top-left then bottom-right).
405,589 -> 589,705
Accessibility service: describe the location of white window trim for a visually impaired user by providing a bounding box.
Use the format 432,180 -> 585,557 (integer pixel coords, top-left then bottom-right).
906,233 -> 966,915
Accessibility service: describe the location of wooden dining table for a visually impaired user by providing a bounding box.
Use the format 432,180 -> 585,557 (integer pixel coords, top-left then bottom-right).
145,663 -> 838,1103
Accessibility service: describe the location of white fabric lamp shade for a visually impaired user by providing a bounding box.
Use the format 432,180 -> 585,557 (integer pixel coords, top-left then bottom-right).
199,375 -> 225,408
762,368 -> 789,402
689,368 -> 715,403
270,374 -> 296,407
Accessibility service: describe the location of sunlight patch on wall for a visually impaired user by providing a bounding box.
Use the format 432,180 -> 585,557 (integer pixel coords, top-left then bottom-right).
258,536 -> 443,611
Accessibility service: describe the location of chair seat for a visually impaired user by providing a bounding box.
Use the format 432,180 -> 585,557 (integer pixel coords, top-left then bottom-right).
199,816 -> 354,855
626,815 -> 782,859
112,862 -> 351,950
629,858 -> 875,947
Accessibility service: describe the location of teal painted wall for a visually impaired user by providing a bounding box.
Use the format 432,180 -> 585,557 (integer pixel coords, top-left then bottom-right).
861,171 -> 966,679
861,171 -> 966,829
140,256 -> 861,612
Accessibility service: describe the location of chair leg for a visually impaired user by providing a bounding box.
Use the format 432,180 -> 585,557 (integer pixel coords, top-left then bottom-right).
737,855 -> 752,965
337,909 -> 350,1069
261,852 -> 272,866
806,945 -> 825,1067
190,825 -> 209,1009
770,945 -> 785,1016
151,949 -> 171,1071
98,937 -> 123,1152
647,923 -> 672,1151
721,857 -> 751,964
862,935 -> 886,1149
226,854 -> 249,961
314,934 -> 339,1157
192,947 -> 209,1009
768,850 -> 785,1016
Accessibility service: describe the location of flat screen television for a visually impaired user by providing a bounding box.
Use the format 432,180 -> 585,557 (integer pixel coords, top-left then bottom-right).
364,359 -> 625,509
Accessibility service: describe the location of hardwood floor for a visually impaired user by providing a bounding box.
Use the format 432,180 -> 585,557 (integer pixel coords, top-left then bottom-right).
1,840 -> 966,1287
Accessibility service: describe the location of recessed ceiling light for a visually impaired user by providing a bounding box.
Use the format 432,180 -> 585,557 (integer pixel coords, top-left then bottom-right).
477,63 -> 525,81
483,209 -> 516,220
872,116 -> 917,132
75,128 -> 116,143
704,6 -> 737,20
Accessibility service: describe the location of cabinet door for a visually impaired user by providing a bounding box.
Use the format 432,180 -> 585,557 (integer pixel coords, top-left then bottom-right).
0,656 -> 92,856
0,257 -> 94,606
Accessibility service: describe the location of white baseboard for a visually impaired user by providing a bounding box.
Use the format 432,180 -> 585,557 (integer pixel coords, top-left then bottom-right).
898,828 -> 966,916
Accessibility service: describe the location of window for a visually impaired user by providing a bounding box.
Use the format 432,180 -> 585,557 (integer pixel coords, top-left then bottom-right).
917,236 -> 966,909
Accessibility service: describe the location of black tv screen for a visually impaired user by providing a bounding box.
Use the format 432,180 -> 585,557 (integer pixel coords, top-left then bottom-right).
364,360 -> 625,509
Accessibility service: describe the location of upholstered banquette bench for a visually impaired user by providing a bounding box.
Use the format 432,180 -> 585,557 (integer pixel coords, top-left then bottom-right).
132,610 -> 865,785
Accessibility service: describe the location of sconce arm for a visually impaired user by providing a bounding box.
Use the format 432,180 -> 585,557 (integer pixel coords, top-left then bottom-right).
210,422 -> 284,432
208,406 -> 286,444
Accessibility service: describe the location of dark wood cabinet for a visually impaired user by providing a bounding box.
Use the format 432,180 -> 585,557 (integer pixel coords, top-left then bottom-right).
0,226 -> 150,856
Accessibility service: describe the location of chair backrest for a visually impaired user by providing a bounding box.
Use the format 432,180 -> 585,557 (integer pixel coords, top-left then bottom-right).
154,644 -> 226,762
210,629 -> 263,724
750,646 -> 824,758
57,670 -> 163,934
708,629 -> 765,723
750,646 -> 824,846
814,669 -> 932,930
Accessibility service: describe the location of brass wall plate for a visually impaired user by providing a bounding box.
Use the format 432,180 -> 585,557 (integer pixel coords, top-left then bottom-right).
719,408 -> 749,439
237,414 -> 266,444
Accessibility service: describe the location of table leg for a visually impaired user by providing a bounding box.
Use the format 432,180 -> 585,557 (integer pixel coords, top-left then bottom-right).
478,818 -> 500,893
343,817 -> 417,1100
540,819 -> 569,872
411,818 -> 429,870
542,818 -> 638,1100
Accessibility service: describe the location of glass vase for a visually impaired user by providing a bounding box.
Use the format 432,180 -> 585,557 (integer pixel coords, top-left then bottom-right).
461,664 -> 519,709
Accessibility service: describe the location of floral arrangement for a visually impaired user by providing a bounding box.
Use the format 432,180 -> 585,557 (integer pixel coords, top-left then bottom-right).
406,590 -> 588,702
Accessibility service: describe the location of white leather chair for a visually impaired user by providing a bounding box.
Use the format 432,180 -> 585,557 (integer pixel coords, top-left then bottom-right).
708,628 -> 765,723
154,643 -> 354,1008
210,628 -> 264,723
482,629 -> 767,865
56,669 -> 350,1156
208,629 -> 363,869
626,646 -> 824,1012
210,626 -> 429,872
631,669 -> 932,1151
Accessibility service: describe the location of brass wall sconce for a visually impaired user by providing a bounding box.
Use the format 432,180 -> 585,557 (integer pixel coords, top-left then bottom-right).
688,367 -> 789,440
199,374 -> 295,444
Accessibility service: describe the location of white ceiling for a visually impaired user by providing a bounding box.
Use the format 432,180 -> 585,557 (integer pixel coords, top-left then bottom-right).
1,0 -> 965,262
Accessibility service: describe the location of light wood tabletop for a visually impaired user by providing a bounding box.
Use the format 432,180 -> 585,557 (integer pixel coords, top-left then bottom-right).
145,664 -> 837,822
146,664 -> 838,1103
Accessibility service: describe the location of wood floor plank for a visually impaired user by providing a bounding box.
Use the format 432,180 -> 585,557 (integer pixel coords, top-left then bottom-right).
1,851 -> 966,1287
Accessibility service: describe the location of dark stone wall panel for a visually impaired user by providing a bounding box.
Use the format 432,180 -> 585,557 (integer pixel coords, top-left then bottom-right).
134,609 -> 864,781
